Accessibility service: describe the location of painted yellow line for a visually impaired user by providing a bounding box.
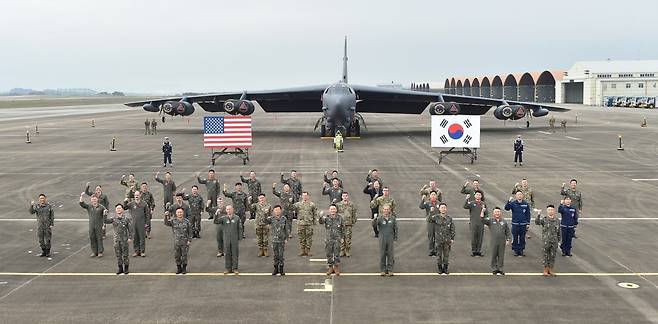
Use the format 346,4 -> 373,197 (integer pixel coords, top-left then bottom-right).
1,272 -> 657,277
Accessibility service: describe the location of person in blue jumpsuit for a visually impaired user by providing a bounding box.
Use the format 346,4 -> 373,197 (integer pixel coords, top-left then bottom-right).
504,191 -> 531,257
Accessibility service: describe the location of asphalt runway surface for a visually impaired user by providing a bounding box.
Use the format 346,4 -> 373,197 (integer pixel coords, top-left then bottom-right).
0,103 -> 657,323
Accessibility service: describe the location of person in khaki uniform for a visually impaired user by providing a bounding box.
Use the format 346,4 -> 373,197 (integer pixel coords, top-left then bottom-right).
337,192 -> 357,257
250,194 -> 272,257
292,191 -> 318,256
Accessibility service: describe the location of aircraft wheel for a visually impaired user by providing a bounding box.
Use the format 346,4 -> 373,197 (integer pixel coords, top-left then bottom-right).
320,125 -> 327,137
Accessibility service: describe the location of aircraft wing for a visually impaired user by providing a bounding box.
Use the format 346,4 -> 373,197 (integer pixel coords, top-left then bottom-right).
124,85 -> 328,113
351,84 -> 568,115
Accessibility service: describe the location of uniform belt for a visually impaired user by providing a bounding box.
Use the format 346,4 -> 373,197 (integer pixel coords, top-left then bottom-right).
511,222 -> 529,226
560,224 -> 576,228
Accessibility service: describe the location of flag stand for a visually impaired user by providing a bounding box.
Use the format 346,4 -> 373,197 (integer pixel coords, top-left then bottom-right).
437,147 -> 477,165
211,148 -> 250,165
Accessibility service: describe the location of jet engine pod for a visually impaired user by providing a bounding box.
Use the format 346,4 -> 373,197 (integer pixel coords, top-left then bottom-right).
236,100 -> 255,115
175,100 -> 195,116
223,100 -> 239,115
142,103 -> 159,112
508,105 -> 526,120
162,101 -> 175,114
532,107 -> 549,117
429,102 -> 460,115
493,104 -> 514,120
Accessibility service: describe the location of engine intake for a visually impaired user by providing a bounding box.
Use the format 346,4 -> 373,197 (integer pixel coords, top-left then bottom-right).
224,99 -> 255,115
142,103 -> 159,112
493,105 -> 514,120
162,100 -> 194,116
429,102 -> 460,115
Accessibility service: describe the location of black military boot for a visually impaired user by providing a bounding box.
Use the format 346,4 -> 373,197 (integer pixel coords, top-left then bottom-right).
39,249 -> 47,257
182,264 -> 187,274
116,264 -> 123,275
279,265 -> 285,276
123,264 -> 129,275
443,264 -> 449,275
176,265 -> 182,274
437,264 -> 443,274
272,265 -> 279,276
45,249 -> 51,257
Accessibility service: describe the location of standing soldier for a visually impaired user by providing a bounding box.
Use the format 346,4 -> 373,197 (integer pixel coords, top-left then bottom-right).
293,192 -> 318,256
167,193 -> 190,220
363,180 -> 383,237
371,187 -> 396,240
219,205 -> 243,274
366,169 -> 384,187
273,182 -> 297,239
561,179 -> 583,238
138,183 -> 156,239
151,118 -> 157,135
420,182 -> 443,256
338,192 -> 357,257
240,171 -> 262,219
123,191 -> 151,257
155,171 -> 177,209
319,205 -> 345,275
323,170 -> 343,188
548,115 -> 556,132
164,207 -> 193,274
535,205 -> 561,276
144,118 -> 151,135
251,193 -> 272,257
197,170 -> 220,207
120,174 -> 138,202
105,204 -> 133,275
420,191 -> 442,257
560,119 -> 567,133
183,185 -> 205,239
79,193 -> 108,257
162,137 -> 173,167
482,207 -> 512,275
29,194 -> 54,257
264,205 -> 290,276
430,202 -> 455,274
322,179 -> 344,204
375,205 -> 398,276
513,179 -> 535,239
514,135 -> 524,167
558,197 -> 578,257
223,183 -> 249,238
281,170 -> 303,201
461,179 -> 486,201
84,183 -> 110,239
505,191 -> 531,257
464,191 -> 488,257
420,181 -> 443,203
207,198 -> 227,257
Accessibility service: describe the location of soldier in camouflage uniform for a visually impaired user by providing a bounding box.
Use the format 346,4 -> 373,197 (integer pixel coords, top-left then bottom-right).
155,171 -> 177,209
79,193 -> 108,257
535,205 -> 561,276
207,198 -> 227,257
375,205 -> 398,276
323,170 -> 343,188
273,182 -> 297,239
84,182 -> 110,238
264,205 -> 290,275
164,207 -> 193,274
461,179 -> 486,201
121,174 -> 139,202
280,170 -> 303,201
104,204 -> 133,274
219,205 -> 243,274
197,170 -> 220,207
138,183 -> 156,239
151,118 -> 157,135
338,192 -> 357,257
319,205 -> 345,275
29,194 -> 55,257
240,171 -> 262,218
183,185 -> 205,238
322,179 -> 344,204
420,191 -> 442,257
293,192 -> 318,256
123,191 -> 151,257
251,194 -> 272,257
366,169 -> 384,188
223,182 -> 249,238
482,207 -> 512,275
464,191 -> 488,257
430,202 -> 455,274
370,187 -> 396,237
561,179 -> 583,238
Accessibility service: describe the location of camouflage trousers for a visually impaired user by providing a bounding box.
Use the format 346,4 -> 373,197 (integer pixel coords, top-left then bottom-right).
37,226 -> 52,251
256,225 -> 269,248
340,225 -> 353,254
174,244 -> 189,265
543,241 -> 559,267
435,241 -> 451,266
215,224 -> 224,253
298,225 -> 314,250
190,213 -> 201,235
284,212 -> 294,237
114,239 -> 129,266
325,239 -> 341,266
89,225 -> 104,255
272,241 -> 285,266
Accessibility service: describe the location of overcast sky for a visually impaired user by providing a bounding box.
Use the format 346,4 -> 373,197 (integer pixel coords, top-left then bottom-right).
1,0 -> 657,94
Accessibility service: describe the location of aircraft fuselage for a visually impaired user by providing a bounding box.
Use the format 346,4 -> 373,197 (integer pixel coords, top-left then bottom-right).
321,82 -> 356,135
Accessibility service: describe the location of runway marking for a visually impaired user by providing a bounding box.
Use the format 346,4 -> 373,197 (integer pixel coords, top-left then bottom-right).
538,131 -> 552,135
565,136 -> 581,140
0,272 -> 657,277
632,179 -> 658,181
309,258 -> 328,262
3,218 -> 657,222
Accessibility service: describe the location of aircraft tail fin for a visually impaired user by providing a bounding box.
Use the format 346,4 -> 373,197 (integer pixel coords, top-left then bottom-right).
342,36 -> 348,83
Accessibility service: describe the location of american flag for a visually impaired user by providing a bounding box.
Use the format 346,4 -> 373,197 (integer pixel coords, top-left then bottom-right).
203,116 -> 252,148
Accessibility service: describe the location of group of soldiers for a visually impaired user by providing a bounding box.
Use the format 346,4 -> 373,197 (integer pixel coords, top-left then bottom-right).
29,168 -> 582,277
144,118 -> 158,135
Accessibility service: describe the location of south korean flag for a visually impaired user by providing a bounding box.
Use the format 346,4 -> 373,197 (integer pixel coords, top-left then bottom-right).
431,115 -> 480,148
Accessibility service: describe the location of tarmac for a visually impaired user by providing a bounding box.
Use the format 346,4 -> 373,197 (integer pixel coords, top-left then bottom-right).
0,103 -> 657,323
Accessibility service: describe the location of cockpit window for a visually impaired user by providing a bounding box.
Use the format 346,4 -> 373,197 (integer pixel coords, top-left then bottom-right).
327,85 -> 353,95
